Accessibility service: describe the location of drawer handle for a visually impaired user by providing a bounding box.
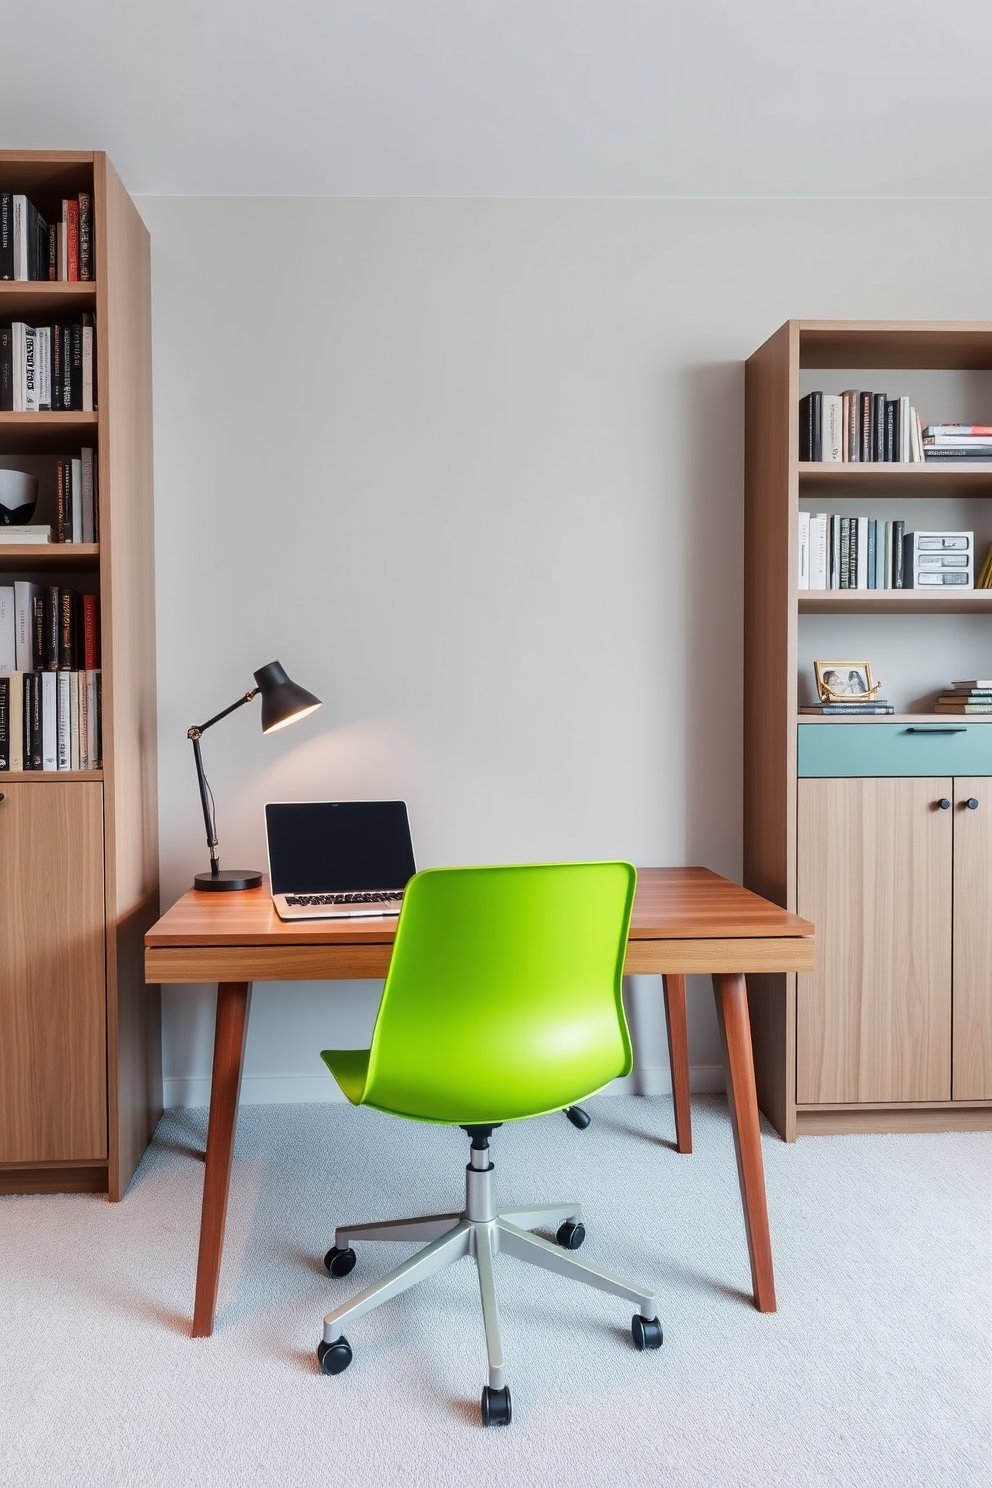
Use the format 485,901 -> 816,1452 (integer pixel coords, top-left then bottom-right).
904,727 -> 967,735
966,798 -> 980,810
938,798 -> 952,810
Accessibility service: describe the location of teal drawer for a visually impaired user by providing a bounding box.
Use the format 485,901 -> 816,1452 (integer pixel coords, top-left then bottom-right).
798,722 -> 992,777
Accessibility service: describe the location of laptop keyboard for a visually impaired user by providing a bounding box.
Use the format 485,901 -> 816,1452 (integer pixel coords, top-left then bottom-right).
284,891 -> 405,906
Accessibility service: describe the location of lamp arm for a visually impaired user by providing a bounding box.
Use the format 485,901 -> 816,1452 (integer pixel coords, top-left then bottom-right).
186,688 -> 260,877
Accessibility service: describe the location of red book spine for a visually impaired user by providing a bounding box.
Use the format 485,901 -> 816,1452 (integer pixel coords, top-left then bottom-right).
66,199 -> 79,282
82,594 -> 99,669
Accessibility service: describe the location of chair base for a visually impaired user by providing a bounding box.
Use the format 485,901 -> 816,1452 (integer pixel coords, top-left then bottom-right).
319,1130 -> 660,1407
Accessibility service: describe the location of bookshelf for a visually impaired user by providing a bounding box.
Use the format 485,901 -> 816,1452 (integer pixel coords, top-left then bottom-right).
0,151 -> 160,1197
744,320 -> 992,1140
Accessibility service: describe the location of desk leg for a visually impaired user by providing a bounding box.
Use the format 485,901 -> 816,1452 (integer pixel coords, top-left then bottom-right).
192,980 -> 252,1338
713,972 -> 776,1313
661,974 -> 692,1154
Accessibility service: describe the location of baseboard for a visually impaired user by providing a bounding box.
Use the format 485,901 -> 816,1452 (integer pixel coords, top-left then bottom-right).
163,1064 -> 728,1109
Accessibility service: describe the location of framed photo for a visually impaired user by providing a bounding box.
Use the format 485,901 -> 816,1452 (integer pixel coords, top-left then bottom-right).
814,660 -> 878,703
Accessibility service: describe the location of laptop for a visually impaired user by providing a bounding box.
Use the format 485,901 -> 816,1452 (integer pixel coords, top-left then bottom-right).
265,799 -> 417,921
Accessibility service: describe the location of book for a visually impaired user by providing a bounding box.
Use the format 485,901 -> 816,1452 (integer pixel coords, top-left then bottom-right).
951,680 -> 992,688
69,670 -> 80,769
830,515 -> 841,588
933,702 -> 992,713
800,703 -> 895,715
810,513 -> 828,590
923,447 -> 992,461
822,395 -> 842,462
81,314 -> 95,411
867,518 -> 877,589
0,325 -> 11,410
797,511 -> 810,589
859,391 -> 872,463
25,672 -> 41,769
892,521 -> 905,587
923,425 -> 992,438
842,390 -> 860,461
0,192 -> 12,279
0,526 -> 50,545
0,583 -> 14,670
71,458 -> 82,542
885,400 -> 897,462
43,587 -> 60,670
13,581 -> 42,671
78,193 -> 93,281
66,198 -> 79,282
81,447 -> 95,544
82,594 -> 100,669
899,397 -> 911,461
0,674 -> 8,769
872,393 -> 887,461
839,517 -> 851,589
856,516 -> 868,589
799,392 -> 822,461
8,672 -> 23,770
57,670 -> 71,769
41,670 -> 57,770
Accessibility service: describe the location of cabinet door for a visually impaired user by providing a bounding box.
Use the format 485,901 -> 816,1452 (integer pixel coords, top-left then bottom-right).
0,783 -> 107,1163
797,777 -> 952,1104
952,777 -> 992,1100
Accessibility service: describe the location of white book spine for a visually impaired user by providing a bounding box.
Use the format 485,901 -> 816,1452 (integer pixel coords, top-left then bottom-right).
41,670 -> 57,770
822,396 -> 843,462
57,670 -> 71,770
797,510 -> 810,590
0,585 -> 15,671
81,323 -> 94,412
830,515 -> 841,589
8,672 -> 24,771
856,516 -> 869,589
873,521 -> 884,589
69,671 -> 80,770
23,325 -> 38,412
910,406 -> 922,461
11,322 -> 25,412
36,325 -> 51,410
811,513 -> 828,589
13,195 -> 27,280
13,581 -> 39,671
78,671 -> 89,770
899,396 -> 911,462
71,458 -> 83,542
86,670 -> 100,768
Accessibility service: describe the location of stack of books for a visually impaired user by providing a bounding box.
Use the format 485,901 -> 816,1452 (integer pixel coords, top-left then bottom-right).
923,426 -> 992,462
0,191 -> 94,282
798,513 -> 907,589
933,682 -> 992,715
800,698 -> 895,715
0,321 -> 96,412
0,581 -> 102,770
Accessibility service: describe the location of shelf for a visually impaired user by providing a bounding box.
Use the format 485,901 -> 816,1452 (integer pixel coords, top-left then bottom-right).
0,412 -> 98,453
796,321 -> 992,370
0,543 -> 98,569
1,770 -> 103,781
798,462 -> 992,492
0,281 -> 97,318
799,589 -> 992,614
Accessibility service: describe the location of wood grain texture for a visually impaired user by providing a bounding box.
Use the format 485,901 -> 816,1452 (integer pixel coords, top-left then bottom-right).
951,778 -> 992,1100
794,320 -> 992,370
796,777 -> 952,1104
797,1106 -> 992,1136
744,321 -> 798,911
95,152 -> 163,1196
662,975 -> 692,1153
746,971 -> 796,1143
0,783 -> 107,1163
0,1164 -> 108,1195
192,982 -> 252,1338
713,973 -> 776,1312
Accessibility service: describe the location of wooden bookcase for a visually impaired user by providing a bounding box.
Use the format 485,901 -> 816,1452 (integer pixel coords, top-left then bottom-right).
0,151 -> 161,1197
744,321 -> 992,1139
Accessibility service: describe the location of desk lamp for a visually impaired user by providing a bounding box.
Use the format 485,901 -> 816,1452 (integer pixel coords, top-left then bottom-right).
188,660 -> 321,891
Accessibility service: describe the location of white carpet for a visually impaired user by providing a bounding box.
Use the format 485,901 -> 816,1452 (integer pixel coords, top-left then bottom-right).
2,1096 -> 990,1488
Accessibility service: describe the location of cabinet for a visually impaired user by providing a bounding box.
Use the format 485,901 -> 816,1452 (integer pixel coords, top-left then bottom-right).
0,152 -> 160,1196
744,321 -> 992,1138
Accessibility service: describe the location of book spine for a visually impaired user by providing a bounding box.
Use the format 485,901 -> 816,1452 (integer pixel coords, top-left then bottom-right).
66,199 -> 79,282
56,460 -> 68,543
86,670 -> 101,769
840,518 -> 851,588
8,673 -> 23,771
22,325 -> 38,412
82,594 -> 99,670
44,586 -> 60,670
71,458 -> 82,541
32,593 -> 45,670
59,589 -> 74,670
811,513 -> 828,590
842,391 -> 860,462
41,670 -> 57,770
797,511 -> 810,590
893,520 -> 905,588
0,674 -> 9,770
51,322 -> 62,414
822,396 -> 843,462
28,672 -> 42,769
78,193 -> 93,281
859,392 -> 872,462
69,671 -> 80,769
0,192 -> 12,279
13,196 -> 27,280
69,322 -> 83,410
81,448 -> 95,544
57,670 -> 71,770
47,222 -> 57,281
830,515 -> 841,588
81,314 -> 94,412
885,400 -> 897,462
856,516 -> 868,588
0,584 -> 14,672
867,518 -> 877,589
872,392 -> 886,461
0,325 -> 11,411
36,326 -> 50,411
78,670 -> 89,770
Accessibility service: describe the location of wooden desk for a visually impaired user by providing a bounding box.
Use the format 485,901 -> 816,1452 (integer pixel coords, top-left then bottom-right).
145,867 -> 814,1336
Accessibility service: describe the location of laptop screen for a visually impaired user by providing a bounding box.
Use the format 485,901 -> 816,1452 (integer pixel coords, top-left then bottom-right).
265,800 -> 416,895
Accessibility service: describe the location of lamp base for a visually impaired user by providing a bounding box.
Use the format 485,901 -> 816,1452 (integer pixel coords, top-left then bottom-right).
194,869 -> 264,892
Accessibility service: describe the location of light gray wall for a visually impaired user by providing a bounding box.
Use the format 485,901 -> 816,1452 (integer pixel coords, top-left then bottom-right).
138,196 -> 992,1105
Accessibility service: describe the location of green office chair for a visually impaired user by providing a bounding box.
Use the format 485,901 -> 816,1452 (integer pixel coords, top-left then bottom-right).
317,861 -> 663,1426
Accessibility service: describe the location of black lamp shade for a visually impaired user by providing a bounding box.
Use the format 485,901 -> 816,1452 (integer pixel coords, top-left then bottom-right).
253,660 -> 322,733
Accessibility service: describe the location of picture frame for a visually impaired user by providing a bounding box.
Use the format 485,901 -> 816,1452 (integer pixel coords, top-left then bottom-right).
814,660 -> 879,703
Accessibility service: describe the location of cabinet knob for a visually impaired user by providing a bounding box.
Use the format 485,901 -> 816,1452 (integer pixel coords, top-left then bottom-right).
937,798 -> 951,810
0,792 -> 4,802
966,797 -> 980,810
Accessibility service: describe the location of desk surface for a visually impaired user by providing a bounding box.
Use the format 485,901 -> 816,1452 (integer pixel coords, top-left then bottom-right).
147,866 -> 812,951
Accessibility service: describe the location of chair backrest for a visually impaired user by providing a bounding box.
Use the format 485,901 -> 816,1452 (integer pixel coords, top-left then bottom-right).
361,861 -> 636,1124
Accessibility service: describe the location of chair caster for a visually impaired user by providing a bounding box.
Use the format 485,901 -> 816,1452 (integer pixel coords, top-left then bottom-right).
317,1336 -> 354,1375
480,1384 -> 512,1426
556,1219 -> 586,1250
631,1314 -> 663,1351
324,1246 -> 357,1277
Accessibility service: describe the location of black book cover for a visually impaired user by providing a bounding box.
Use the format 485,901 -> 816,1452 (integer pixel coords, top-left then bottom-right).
849,518 -> 859,586
26,673 -> 42,770
859,391 -> 872,462
78,192 -> 93,281
839,517 -> 851,588
22,673 -> 33,770
47,222 -> 57,281
59,589 -> 74,670
872,392 -> 886,461
32,594 -> 45,671
0,192 -> 12,279
26,201 -> 45,280
885,399 -> 897,461
56,459 -> 67,543
893,520 -> 905,588
44,586 -> 60,670
0,674 -> 9,770
51,322 -> 63,411
0,325 -> 12,412
60,325 -> 72,409
68,322 -> 83,411
798,392 -> 823,461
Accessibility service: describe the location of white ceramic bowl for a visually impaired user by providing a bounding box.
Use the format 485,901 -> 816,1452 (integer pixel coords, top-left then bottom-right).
0,469 -> 39,522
